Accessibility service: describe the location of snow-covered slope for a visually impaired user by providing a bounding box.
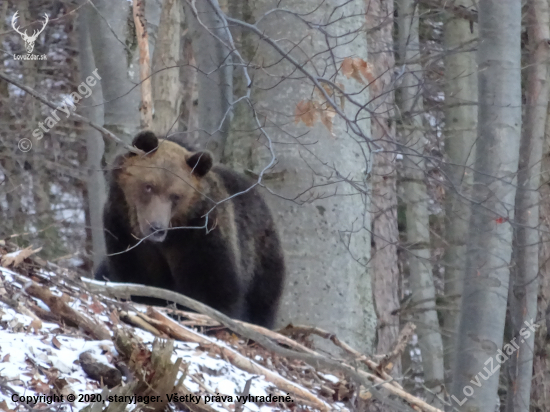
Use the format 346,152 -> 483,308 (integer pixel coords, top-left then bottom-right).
0,260 -> 349,412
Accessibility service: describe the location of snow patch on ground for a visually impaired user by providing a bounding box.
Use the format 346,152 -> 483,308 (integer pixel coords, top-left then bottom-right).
0,265 -> 350,411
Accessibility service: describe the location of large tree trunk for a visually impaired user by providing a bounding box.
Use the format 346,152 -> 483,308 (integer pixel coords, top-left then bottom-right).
396,0 -> 445,406
223,0 -> 376,353
505,0 -> 550,410
532,100 -> 550,412
183,0 -> 233,160
450,0 -> 522,410
441,0 -> 478,379
366,0 -> 401,376
77,6 -> 107,271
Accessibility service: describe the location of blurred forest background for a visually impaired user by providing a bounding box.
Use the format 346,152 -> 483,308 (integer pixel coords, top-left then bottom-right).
1,0 -> 549,410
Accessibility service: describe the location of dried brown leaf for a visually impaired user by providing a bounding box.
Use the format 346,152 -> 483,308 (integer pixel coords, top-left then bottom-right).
294,100 -> 316,127
52,377 -> 68,391
349,66 -> 364,84
320,109 -> 336,135
29,319 -> 42,333
341,57 -> 364,84
0,400 -> 14,412
89,298 -> 105,314
52,336 -> 62,349
359,389 -> 372,400
109,309 -> 120,325
313,84 -> 333,99
341,57 -> 354,79
354,58 -> 376,84
1,246 -> 41,268
30,378 -> 50,394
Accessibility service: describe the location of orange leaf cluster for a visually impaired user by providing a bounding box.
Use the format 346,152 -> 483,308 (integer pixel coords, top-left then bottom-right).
294,99 -> 337,135
341,57 -> 375,84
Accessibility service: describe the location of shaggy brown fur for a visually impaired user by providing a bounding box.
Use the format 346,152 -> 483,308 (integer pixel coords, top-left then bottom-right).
95,131 -> 285,328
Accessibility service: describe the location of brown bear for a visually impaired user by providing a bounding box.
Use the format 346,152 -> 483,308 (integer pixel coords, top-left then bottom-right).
95,131 -> 285,328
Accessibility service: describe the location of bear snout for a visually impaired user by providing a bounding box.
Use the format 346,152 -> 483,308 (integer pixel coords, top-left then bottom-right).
147,223 -> 168,242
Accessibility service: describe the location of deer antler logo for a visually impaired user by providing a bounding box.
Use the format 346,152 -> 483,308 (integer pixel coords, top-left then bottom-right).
12,11 -> 49,54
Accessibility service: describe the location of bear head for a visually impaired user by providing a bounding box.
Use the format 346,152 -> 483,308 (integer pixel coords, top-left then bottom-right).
114,131 -> 213,242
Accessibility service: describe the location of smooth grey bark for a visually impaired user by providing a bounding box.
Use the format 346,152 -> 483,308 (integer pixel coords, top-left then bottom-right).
532,100 -> 550,411
224,0 -> 376,353
183,0 -> 233,160
88,0 -> 140,150
144,0 -> 162,59
181,34 -> 199,141
397,0 -> 445,406
441,0 -> 478,378
505,0 -> 550,410
450,0 -> 522,410
152,0 -> 182,137
366,0 -> 401,376
77,8 -> 107,271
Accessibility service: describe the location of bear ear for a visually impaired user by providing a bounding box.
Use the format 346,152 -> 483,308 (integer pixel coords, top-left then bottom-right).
132,131 -> 159,153
186,151 -> 213,177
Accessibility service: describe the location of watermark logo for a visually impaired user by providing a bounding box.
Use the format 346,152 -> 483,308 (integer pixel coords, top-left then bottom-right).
18,138 -> 32,153
18,68 -> 102,152
12,11 -> 48,60
451,319 -> 540,406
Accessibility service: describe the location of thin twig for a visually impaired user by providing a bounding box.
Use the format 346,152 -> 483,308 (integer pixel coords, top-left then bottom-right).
0,71 -> 142,154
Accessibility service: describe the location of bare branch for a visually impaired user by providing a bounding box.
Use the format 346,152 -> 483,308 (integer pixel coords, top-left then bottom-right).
419,0 -> 478,23
0,71 -> 142,154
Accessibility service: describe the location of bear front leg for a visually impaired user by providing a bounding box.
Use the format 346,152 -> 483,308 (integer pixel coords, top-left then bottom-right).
165,238 -> 246,320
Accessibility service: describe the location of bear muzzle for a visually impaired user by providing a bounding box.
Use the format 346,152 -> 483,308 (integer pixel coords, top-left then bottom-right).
147,223 -> 168,242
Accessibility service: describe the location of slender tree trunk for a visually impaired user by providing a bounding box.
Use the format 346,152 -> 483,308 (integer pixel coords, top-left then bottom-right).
77,6 -> 107,271
397,0 -> 445,406
152,0 -> 182,137
0,0 -> 21,237
366,0 -> 401,376
132,0 -> 153,129
19,0 -> 57,255
450,0 -> 522,410
441,0 -> 478,380
505,0 -> 550,410
180,28 -> 199,139
224,0 -> 376,353
183,0 -> 233,160
88,0 -> 140,151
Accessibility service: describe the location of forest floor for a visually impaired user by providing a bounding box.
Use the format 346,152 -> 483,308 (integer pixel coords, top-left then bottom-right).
0,243 -> 432,412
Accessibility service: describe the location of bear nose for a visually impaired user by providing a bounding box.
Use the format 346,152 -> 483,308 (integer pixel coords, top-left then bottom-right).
150,223 -> 163,232
149,223 -> 167,239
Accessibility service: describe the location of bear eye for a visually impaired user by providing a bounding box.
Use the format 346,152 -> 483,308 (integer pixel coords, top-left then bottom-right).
144,184 -> 153,193
170,194 -> 181,203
